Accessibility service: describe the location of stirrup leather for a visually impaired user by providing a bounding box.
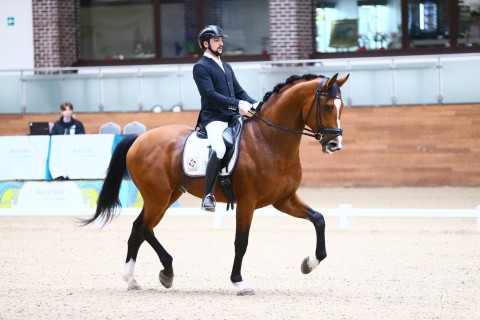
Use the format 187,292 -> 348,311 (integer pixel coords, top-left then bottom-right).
201,193 -> 216,212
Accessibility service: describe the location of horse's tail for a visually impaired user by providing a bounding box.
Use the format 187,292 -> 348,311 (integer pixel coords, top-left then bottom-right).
80,134 -> 139,226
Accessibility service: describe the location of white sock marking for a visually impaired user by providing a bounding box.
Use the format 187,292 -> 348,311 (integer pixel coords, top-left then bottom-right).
123,259 -> 136,283
307,255 -> 320,270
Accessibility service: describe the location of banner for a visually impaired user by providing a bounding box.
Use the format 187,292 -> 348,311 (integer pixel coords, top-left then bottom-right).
0,180 -> 128,210
0,136 -> 50,181
49,134 -> 115,180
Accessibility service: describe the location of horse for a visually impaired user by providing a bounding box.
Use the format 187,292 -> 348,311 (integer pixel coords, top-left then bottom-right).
82,73 -> 350,295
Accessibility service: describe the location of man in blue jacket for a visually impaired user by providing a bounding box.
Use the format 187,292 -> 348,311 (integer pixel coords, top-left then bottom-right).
51,102 -> 86,135
193,25 -> 258,212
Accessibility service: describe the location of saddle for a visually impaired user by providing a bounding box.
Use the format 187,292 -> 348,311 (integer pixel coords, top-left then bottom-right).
195,115 -> 244,168
182,115 -> 246,210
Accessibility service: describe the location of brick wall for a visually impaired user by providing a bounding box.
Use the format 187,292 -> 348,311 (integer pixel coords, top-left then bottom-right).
269,0 -> 314,61
32,0 -> 78,68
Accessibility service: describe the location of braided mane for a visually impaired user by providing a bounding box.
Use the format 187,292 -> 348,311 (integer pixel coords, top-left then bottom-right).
261,74 -> 323,103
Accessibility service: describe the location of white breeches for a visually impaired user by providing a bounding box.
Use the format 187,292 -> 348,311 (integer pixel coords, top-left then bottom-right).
205,121 -> 228,159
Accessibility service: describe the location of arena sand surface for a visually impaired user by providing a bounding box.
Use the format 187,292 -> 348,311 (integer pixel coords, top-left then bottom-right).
0,187 -> 479,320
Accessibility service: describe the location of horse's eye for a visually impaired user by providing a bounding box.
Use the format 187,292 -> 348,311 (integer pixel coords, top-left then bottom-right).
325,105 -> 332,112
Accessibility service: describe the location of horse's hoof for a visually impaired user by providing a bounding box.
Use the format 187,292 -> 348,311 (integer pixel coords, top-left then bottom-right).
237,288 -> 255,296
159,270 -> 173,289
301,255 -> 320,274
127,280 -> 141,290
233,281 -> 254,296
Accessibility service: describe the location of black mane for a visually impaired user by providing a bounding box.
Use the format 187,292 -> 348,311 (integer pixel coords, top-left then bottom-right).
261,74 -> 323,103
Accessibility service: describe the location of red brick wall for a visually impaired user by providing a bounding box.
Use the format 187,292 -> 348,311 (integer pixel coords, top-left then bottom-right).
32,0 -> 78,68
269,0 -> 314,61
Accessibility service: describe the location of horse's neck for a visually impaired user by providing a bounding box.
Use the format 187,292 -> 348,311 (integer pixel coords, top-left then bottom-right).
248,82 -> 313,157
262,80 -> 313,135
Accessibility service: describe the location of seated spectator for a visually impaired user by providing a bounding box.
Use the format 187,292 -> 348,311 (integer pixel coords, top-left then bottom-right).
51,102 -> 86,135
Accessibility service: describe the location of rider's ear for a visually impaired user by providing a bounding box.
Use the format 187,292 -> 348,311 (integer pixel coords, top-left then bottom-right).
336,74 -> 350,88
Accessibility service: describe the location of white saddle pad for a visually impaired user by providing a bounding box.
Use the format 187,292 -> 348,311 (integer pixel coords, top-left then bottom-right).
182,131 -> 240,177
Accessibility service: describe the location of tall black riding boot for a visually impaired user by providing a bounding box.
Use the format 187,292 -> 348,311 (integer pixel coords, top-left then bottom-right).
201,151 -> 221,212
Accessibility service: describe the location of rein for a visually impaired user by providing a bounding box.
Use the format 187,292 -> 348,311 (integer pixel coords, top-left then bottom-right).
248,77 -> 343,143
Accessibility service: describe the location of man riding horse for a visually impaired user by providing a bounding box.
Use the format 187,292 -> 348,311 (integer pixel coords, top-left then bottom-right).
193,25 -> 258,212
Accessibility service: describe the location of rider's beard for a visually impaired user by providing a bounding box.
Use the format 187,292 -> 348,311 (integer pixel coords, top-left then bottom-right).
209,47 -> 222,57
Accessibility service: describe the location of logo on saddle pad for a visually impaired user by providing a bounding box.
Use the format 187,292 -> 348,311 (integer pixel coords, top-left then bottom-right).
182,126 -> 242,177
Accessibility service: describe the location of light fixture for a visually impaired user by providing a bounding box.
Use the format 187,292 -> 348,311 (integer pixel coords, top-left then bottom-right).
151,105 -> 163,113
171,103 -> 183,112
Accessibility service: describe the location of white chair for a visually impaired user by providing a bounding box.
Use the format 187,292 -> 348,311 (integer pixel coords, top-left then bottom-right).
123,121 -> 146,135
99,121 -> 121,135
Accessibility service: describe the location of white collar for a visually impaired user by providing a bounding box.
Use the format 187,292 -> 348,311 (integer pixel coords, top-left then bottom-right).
204,51 -> 222,63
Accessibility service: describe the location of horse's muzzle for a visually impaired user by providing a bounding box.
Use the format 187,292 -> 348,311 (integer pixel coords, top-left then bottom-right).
322,136 -> 343,154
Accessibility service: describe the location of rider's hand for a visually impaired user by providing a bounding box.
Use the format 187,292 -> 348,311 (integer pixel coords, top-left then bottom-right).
251,102 -> 259,111
238,100 -> 253,112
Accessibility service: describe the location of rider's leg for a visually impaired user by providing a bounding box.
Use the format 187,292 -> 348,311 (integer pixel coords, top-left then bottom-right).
202,121 -> 227,211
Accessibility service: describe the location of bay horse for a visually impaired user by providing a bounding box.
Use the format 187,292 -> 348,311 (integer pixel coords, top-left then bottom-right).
82,73 -> 349,295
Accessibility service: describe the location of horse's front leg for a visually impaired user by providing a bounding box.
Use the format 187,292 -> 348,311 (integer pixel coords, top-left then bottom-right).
230,205 -> 255,296
273,193 -> 326,274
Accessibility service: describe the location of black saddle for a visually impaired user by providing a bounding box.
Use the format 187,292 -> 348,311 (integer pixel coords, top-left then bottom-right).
196,115 -> 245,168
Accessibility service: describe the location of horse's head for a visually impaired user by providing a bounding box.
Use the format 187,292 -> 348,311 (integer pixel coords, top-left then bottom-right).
304,73 -> 349,154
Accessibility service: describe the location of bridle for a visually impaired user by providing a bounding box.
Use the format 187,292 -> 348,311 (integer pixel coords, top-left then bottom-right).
249,77 -> 343,145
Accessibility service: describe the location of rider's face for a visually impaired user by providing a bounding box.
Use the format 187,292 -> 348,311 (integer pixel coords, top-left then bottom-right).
207,37 -> 223,55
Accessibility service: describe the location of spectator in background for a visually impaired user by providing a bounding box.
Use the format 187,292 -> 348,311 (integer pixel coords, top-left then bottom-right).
469,11 -> 480,39
51,102 -> 86,135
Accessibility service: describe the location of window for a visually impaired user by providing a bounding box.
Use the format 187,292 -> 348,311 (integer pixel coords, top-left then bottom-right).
79,0 -> 156,61
315,0 -> 402,53
78,0 -> 270,64
457,0 -> 480,47
407,0 -> 450,48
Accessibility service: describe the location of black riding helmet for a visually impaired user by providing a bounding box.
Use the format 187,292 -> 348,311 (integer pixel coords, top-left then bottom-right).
197,25 -> 228,49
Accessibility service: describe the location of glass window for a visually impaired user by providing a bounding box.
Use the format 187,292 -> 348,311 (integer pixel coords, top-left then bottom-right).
78,0 -> 269,63
315,0 -> 402,53
458,0 -> 480,47
407,0 -> 451,48
206,0 -> 270,56
160,1 -> 187,58
79,0 -> 155,61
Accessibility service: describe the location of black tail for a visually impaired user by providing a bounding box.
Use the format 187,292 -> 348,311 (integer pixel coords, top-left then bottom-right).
80,134 -> 139,226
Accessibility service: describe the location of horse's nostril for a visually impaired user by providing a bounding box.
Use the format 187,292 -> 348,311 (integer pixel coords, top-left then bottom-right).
327,139 -> 343,151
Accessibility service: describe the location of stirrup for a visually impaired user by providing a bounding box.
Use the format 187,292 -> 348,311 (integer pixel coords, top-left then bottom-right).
201,194 -> 216,212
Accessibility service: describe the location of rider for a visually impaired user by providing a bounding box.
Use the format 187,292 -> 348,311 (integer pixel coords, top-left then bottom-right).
193,25 -> 258,212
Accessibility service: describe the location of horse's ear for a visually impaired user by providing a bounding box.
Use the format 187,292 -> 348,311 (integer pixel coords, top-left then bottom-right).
336,73 -> 350,88
326,73 -> 338,90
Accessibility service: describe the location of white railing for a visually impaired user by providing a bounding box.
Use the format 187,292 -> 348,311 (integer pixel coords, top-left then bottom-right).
3,205 -> 480,232
1,53 -> 480,114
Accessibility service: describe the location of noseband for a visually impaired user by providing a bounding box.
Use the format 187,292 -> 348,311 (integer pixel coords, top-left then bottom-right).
250,77 -> 343,145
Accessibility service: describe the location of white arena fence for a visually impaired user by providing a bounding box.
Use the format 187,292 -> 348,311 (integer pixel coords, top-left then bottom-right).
3,205 -> 480,232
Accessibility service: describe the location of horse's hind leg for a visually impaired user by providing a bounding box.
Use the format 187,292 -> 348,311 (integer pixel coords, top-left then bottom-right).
273,193 -> 326,274
143,221 -> 174,289
123,210 -> 146,290
123,189 -> 182,290
142,188 -> 184,289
